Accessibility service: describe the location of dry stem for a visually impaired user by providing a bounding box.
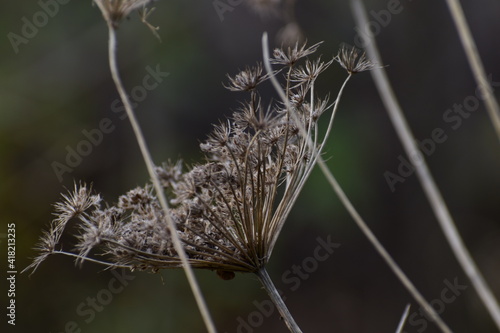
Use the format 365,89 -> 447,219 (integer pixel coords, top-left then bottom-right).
395,304 -> 411,333
350,0 -> 500,330
263,31 -> 453,333
106,22 -> 217,333
444,0 -> 500,142
256,268 -> 303,333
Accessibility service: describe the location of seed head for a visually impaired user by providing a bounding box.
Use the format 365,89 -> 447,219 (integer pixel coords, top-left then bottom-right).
26,41 -> 363,279
291,56 -> 334,86
94,0 -> 156,28
224,63 -> 269,92
271,41 -> 322,67
335,44 -> 378,74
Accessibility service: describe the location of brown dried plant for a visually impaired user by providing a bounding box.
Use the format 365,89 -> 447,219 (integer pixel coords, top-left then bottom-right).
25,43 -> 374,278
25,40 -> 373,332
24,1 -> 377,332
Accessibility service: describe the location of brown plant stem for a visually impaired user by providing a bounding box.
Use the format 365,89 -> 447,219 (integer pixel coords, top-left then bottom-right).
106,22 -> 217,333
351,0 -> 500,330
444,0 -> 500,142
256,268 -> 303,333
262,31 -> 453,333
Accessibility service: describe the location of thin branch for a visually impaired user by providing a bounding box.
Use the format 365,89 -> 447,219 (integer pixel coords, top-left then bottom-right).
315,159 -> 453,333
350,0 -> 500,330
256,268 -> 303,333
444,0 -> 500,142
262,32 -> 453,333
52,250 -> 131,269
395,304 -> 411,333
106,24 -> 217,333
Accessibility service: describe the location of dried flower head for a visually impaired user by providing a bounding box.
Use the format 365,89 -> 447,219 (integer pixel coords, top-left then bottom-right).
271,41 -> 322,67
25,41 -> 372,278
94,0 -> 156,27
291,56 -> 334,86
224,63 -> 269,92
335,44 -> 378,74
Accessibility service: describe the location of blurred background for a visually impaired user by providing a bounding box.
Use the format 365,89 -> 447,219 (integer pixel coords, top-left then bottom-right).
1,0 -> 499,332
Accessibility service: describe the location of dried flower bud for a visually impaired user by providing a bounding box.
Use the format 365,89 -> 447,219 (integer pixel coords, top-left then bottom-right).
271,41 -> 322,67
224,63 -> 269,92
291,57 -> 334,86
335,44 -> 378,74
94,0 -> 155,27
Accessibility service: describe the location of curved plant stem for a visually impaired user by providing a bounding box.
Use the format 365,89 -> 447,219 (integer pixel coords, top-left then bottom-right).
106,23 -> 217,333
315,160 -> 453,333
256,268 -> 303,333
444,0 -> 500,142
262,32 -> 453,333
395,304 -> 411,333
350,0 -> 500,330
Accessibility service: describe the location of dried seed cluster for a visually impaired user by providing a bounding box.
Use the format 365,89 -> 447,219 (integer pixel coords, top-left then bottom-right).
25,43 -> 374,277
93,0 -> 159,35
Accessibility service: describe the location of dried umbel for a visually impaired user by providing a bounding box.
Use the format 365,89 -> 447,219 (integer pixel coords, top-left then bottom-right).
25,43 -> 374,278
336,43 -> 379,74
93,0 -> 151,21
93,0 -> 159,36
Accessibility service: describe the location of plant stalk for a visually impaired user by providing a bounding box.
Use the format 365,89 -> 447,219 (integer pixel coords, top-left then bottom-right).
395,304 -> 411,333
315,159 -> 453,333
256,268 -> 303,333
106,23 -> 217,333
262,32 -> 452,333
350,0 -> 500,330
444,0 -> 500,142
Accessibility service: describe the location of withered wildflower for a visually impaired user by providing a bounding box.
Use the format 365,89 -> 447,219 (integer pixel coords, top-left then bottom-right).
272,41 -> 322,67
291,56 -> 333,85
335,43 -> 379,74
25,41 -> 376,276
224,63 -> 269,92
93,0 -> 151,23
25,40 -> 375,333
93,0 -> 159,37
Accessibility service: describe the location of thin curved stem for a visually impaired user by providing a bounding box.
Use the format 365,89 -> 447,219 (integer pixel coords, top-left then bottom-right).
395,304 -> 411,333
351,0 -> 500,330
52,251 -> 131,269
444,0 -> 500,142
256,268 -> 303,333
315,160 -> 453,333
262,32 -> 453,333
106,24 -> 217,333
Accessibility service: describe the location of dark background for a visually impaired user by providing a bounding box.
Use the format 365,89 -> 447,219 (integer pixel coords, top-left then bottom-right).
1,0 -> 499,332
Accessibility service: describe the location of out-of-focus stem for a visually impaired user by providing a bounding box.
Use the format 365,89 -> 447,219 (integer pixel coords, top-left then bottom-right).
106,23 -> 217,333
351,0 -> 500,330
444,0 -> 500,142
395,304 -> 411,333
263,31 -> 453,333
